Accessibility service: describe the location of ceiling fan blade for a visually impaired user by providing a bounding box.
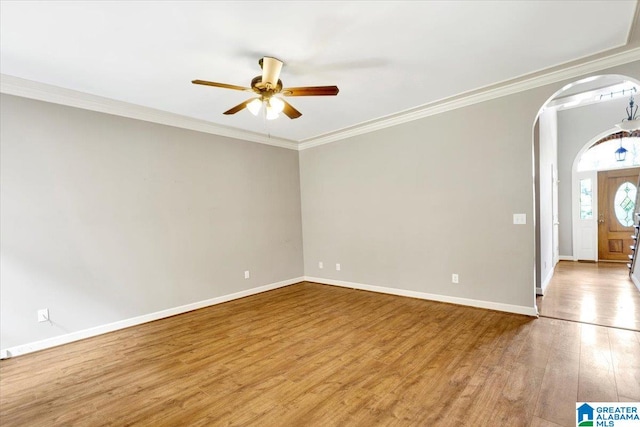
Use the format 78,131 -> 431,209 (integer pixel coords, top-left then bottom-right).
260,57 -> 283,90
223,98 -> 256,115
281,99 -> 302,119
281,86 -> 339,96
192,80 -> 252,92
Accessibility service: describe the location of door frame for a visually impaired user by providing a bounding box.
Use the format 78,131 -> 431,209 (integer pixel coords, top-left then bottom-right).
571,129 -> 638,261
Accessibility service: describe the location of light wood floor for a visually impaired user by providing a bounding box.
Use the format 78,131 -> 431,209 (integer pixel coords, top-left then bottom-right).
537,261 -> 640,331
2,282 -> 639,426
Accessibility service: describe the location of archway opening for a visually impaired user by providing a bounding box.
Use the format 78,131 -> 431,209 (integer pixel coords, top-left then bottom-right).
534,74 -> 639,298
533,74 -> 640,330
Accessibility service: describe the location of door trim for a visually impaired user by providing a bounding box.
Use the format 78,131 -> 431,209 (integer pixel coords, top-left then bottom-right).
571,127 -> 637,262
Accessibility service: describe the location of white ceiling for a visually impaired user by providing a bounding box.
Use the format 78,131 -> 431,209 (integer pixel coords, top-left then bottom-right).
1,1 -> 638,143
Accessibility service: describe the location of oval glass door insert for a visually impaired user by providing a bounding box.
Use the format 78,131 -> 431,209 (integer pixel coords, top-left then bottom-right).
614,181 -> 637,227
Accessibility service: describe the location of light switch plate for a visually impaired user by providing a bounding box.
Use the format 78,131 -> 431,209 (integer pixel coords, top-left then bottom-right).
513,213 -> 526,225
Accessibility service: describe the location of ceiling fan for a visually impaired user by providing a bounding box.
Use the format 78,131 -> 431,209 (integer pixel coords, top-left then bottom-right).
192,57 -> 339,120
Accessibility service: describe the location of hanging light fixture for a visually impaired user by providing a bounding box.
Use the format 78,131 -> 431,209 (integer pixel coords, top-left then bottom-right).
613,90 -> 638,161
615,138 -> 628,162
616,92 -> 640,132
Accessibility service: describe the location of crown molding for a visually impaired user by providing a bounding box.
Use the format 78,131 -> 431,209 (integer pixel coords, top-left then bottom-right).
627,1 -> 640,44
0,74 -> 299,151
298,46 -> 640,150
2,46 -> 639,152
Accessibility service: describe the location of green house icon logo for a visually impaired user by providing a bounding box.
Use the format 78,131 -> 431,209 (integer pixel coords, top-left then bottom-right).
577,403 -> 594,426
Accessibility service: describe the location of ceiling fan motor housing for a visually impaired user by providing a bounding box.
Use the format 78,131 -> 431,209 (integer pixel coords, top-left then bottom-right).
251,76 -> 283,95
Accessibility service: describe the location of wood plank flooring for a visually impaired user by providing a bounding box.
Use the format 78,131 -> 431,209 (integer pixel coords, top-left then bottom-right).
537,261 -> 640,331
2,282 -> 639,426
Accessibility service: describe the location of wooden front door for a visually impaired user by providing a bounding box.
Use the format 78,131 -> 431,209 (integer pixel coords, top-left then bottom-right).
598,168 -> 640,261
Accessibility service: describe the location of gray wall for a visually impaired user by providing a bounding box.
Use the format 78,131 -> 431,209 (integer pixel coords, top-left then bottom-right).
0,94 -> 304,349
300,61 -> 640,310
300,94 -> 544,309
557,96 -> 632,256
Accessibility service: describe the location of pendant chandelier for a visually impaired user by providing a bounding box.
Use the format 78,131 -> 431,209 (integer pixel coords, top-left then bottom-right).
616,93 -> 639,132
614,91 -> 638,161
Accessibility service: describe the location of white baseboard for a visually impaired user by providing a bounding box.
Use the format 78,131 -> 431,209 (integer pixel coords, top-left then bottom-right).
559,255 -> 575,261
1,275 -> 540,359
631,272 -> 640,293
0,277 -> 303,359
538,265 -> 556,296
304,276 -> 538,317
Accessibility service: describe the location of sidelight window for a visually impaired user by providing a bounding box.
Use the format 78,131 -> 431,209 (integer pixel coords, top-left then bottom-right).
580,178 -> 593,220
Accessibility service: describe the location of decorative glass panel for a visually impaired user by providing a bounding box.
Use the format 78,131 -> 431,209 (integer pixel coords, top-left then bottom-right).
580,178 -> 593,220
614,181 -> 637,227
577,137 -> 640,172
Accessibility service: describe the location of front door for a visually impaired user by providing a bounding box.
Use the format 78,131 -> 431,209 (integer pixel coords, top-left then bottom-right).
598,168 -> 640,261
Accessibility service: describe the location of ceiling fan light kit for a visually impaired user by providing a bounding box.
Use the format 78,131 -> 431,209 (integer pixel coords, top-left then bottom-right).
247,98 -> 262,116
192,56 -> 339,120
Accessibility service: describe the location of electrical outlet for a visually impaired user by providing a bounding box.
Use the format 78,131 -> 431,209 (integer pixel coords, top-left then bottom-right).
244,270 -> 250,279
452,274 -> 459,284
319,261 -> 323,269
336,263 -> 341,271
37,309 -> 49,322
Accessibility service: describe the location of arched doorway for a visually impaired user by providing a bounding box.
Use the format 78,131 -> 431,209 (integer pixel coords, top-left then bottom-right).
534,74 -> 640,294
533,74 -> 640,330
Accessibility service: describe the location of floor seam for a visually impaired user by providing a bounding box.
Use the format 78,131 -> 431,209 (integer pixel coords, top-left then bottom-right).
537,314 -> 639,332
